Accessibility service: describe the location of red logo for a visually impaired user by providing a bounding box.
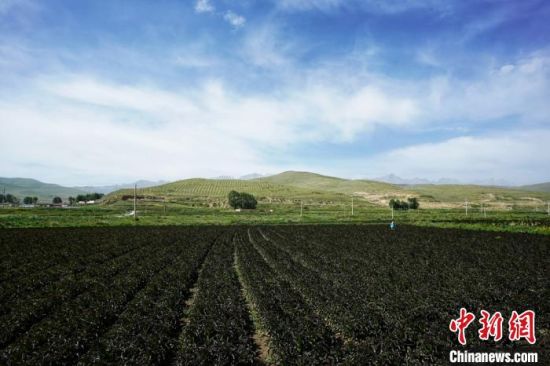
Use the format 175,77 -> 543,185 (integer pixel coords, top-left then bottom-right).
450,309 -> 536,345
449,308 -> 476,345
478,310 -> 503,341
508,310 -> 536,344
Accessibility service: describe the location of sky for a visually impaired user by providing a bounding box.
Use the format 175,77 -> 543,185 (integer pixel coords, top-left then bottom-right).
1,0 -> 549,186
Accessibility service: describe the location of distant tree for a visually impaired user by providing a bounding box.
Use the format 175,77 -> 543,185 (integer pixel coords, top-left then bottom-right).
6,194 -> 18,204
240,192 -> 258,209
389,198 -> 411,210
68,196 -> 76,205
52,196 -> 62,204
228,190 -> 241,209
228,191 -> 257,209
76,193 -> 104,202
407,197 -> 419,209
23,196 -> 34,204
32,197 -> 38,204
0,194 -> 5,204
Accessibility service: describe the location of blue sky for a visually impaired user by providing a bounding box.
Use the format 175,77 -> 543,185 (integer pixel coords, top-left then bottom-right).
1,0 -> 549,185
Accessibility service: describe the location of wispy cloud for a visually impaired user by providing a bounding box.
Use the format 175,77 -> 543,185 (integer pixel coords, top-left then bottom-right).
194,0 -> 214,13
276,0 -> 453,14
242,23 -> 293,67
277,0 -> 343,11
223,11 -> 246,28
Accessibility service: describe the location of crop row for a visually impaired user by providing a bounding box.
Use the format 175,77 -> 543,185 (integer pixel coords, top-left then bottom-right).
78,228 -> 221,365
0,232 -> 148,316
0,238 -> 157,349
235,230 -> 343,365
176,230 -> 258,365
249,228 -> 395,363
0,228 -> 220,365
261,225 -> 550,364
0,228 -> 134,283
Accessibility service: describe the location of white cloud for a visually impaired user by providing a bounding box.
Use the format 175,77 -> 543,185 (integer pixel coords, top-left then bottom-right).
223,11 -> 245,28
194,0 -> 214,13
0,73 -> 423,184
361,130 -> 550,185
424,52 -> 550,124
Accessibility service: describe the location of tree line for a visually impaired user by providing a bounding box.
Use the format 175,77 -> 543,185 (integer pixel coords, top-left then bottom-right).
0,192 -> 104,205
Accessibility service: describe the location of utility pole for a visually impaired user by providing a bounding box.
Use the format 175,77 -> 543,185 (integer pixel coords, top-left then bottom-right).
391,206 -> 394,220
133,184 -> 137,221
351,196 -> 354,216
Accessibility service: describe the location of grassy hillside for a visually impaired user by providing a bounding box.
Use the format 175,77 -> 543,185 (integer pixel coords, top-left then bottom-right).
518,182 -> 550,193
0,177 -> 86,202
104,171 -> 550,209
255,171 -> 420,206
258,172 -> 550,208
256,171 -> 401,193
409,184 -> 550,208
105,177 -> 351,207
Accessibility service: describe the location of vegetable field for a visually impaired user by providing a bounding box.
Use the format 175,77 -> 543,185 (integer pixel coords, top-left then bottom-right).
1,225 -> 548,365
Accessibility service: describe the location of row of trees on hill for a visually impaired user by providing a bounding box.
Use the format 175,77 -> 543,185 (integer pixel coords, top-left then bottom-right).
0,194 -> 19,204
389,197 -> 420,210
228,191 -> 257,209
23,197 -> 39,204
76,193 -> 104,201
0,193 -> 104,205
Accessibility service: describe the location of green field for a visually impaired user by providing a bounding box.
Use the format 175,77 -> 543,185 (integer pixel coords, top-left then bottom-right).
2,171 -> 550,234
2,202 -> 549,235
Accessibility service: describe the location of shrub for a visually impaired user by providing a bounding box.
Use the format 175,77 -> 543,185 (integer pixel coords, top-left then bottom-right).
389,198 -> 420,210
228,191 -> 257,209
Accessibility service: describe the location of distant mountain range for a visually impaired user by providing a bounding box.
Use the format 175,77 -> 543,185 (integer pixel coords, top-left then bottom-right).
74,180 -> 169,194
211,173 -> 267,180
374,174 -> 513,187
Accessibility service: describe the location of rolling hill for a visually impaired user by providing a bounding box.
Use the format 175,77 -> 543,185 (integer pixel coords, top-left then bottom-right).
104,177 -> 351,207
518,182 -> 550,193
0,177 -> 87,202
257,172 -> 550,208
105,171 -> 550,209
